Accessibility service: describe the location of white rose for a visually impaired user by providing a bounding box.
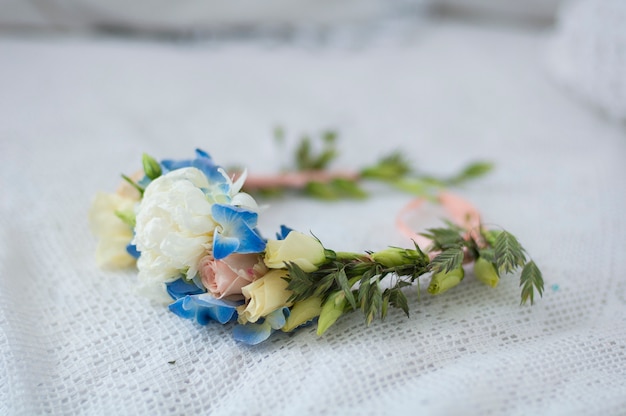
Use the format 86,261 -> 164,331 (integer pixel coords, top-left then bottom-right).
133,167 -> 217,287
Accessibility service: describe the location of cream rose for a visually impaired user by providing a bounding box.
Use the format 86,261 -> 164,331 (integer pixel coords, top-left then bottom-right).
199,253 -> 268,300
264,231 -> 326,272
88,191 -> 137,268
237,269 -> 293,324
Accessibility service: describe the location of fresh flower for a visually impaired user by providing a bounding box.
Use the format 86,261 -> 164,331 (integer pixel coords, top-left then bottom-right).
132,166 -> 264,297
92,145 -> 544,345
211,204 -> 266,260
264,231 -> 326,272
233,307 -> 290,345
427,267 -> 465,295
88,192 -> 138,268
237,270 -> 293,324
132,167 -> 218,287
282,296 -> 323,332
199,253 -> 268,300
169,293 -> 239,325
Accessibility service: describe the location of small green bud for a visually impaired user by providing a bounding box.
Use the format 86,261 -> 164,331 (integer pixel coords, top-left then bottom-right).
371,247 -> 424,268
473,257 -> 500,288
142,153 -> 162,180
317,291 -> 348,336
428,267 -> 465,295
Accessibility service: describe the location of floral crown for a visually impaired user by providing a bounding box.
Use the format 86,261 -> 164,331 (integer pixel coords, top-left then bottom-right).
90,131 -> 544,345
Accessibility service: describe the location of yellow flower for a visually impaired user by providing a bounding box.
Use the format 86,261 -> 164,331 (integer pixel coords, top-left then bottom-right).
427,267 -> 465,295
473,257 -> 500,288
282,296 -> 323,332
237,270 -> 293,324
88,192 -> 137,268
264,231 -> 326,272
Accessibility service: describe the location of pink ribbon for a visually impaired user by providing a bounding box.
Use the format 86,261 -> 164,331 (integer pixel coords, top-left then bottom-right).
395,192 -> 482,251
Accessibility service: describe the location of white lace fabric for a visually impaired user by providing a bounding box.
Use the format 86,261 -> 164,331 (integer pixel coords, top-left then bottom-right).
1,21 -> 625,415
548,0 -> 626,121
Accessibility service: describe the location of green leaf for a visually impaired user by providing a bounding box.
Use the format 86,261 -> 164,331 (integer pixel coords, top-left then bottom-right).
358,273 -> 372,312
322,130 -> 337,144
296,136 -> 312,170
304,181 -> 338,200
121,174 -> 144,195
273,125 -> 285,144
420,227 -> 464,250
520,261 -> 544,305
313,272 -> 337,299
311,148 -> 337,170
381,293 -> 390,319
360,152 -> 411,181
429,247 -> 464,274
494,231 -> 526,274
114,209 -> 136,228
285,262 -> 318,301
334,268 -> 357,309
365,283 -> 382,326
330,178 -> 368,199
478,248 -> 496,263
388,288 -> 410,317
392,178 -> 428,196
448,161 -> 493,185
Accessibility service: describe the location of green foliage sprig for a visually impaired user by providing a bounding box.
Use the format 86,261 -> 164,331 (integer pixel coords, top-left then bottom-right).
284,224 -> 543,335
244,128 -> 493,200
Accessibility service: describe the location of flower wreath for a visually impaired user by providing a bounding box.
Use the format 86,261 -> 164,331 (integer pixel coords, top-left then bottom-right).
90,134 -> 543,345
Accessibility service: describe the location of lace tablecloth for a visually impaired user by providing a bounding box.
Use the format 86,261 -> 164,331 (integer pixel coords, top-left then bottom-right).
1,21 -> 625,415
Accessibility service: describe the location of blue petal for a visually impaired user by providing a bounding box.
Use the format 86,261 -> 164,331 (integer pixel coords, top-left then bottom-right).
213,232 -> 240,260
169,294 -> 239,325
265,307 -> 290,330
137,175 -> 152,189
160,149 -> 218,176
276,225 -> 294,240
126,243 -> 140,259
166,278 -> 204,300
232,322 -> 272,345
194,149 -> 212,160
211,204 -> 266,258
212,203 -> 258,228
160,158 -> 192,173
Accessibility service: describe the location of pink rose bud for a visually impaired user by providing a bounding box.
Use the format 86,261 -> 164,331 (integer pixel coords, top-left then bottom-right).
200,253 -> 268,300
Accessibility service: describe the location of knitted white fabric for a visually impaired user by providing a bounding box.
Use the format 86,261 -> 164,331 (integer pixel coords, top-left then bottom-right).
548,0 -> 626,121
1,22 -> 625,415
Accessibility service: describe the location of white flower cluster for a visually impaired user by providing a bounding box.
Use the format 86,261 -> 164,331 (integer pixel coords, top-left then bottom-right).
132,167 -> 256,296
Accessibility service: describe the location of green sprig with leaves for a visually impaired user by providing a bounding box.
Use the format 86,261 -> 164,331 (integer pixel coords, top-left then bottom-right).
242,128 -> 493,200
284,224 -> 543,336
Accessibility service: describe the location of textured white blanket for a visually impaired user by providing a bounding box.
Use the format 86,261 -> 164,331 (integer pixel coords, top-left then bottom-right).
1,21 -> 625,415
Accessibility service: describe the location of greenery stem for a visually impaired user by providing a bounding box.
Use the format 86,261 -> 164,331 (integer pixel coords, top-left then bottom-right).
335,251 -> 372,263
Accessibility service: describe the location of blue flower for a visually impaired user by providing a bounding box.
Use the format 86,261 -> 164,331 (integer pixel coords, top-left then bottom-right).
232,307 -> 290,345
212,204 -> 266,260
166,278 -> 204,300
169,294 -> 240,325
276,225 -> 294,240
161,149 -> 216,176
126,243 -> 140,259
